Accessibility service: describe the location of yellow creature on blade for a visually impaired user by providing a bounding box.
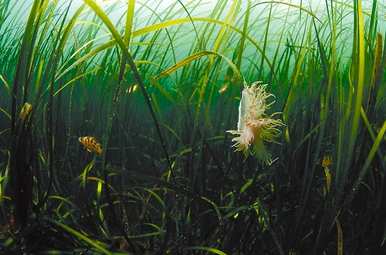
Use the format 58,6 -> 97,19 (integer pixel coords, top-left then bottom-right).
79,136 -> 103,155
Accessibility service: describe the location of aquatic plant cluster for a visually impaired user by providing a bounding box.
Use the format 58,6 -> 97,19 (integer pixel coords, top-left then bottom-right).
0,0 -> 385,254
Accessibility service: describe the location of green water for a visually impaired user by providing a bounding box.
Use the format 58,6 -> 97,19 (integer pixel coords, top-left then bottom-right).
0,0 -> 385,254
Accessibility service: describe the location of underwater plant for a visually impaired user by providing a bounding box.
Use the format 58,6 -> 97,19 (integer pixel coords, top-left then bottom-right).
227,82 -> 284,164
0,0 -> 384,254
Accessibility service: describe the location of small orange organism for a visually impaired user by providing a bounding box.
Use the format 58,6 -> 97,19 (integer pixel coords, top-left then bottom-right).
322,155 -> 332,168
19,102 -> 32,121
322,155 -> 332,194
78,136 -> 102,155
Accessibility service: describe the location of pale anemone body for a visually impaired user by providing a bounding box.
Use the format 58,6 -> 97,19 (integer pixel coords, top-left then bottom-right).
227,82 -> 283,164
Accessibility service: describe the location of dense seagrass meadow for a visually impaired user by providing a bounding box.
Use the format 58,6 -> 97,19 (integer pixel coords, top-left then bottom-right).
0,0 -> 385,254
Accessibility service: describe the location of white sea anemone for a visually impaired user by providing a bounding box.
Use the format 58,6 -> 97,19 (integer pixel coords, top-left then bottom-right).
227,82 -> 284,164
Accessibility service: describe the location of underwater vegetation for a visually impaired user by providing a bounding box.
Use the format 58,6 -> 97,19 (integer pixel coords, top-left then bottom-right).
0,0 -> 385,254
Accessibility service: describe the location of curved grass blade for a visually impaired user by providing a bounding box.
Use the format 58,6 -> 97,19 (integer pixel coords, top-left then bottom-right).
185,246 -> 228,255
83,0 -> 172,171
50,220 -> 112,255
201,196 -> 222,224
156,50 -> 241,82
